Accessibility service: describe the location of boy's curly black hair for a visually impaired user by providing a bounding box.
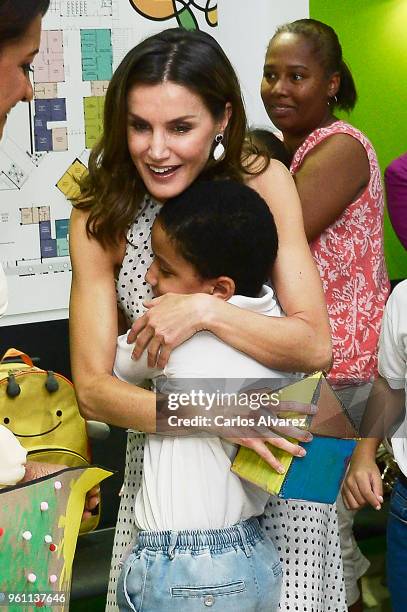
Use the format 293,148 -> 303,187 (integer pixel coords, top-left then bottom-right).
157,180 -> 278,297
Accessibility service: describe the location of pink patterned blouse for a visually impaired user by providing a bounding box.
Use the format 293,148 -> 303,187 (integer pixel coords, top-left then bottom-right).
290,121 -> 390,382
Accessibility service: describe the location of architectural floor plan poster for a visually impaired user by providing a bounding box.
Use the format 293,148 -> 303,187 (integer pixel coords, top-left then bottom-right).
0,0 -> 307,325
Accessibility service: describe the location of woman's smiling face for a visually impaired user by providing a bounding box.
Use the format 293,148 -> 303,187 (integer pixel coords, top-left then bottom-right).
127,81 -> 230,202
261,32 -> 337,140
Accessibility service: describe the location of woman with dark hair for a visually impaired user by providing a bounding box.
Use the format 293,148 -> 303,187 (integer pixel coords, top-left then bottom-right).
0,0 -> 50,41
261,18 -> 390,612
69,27 -> 332,610
0,0 -> 101,513
0,0 -> 50,140
0,0 -> 49,362
0,0 -> 49,320
0,0 -> 101,504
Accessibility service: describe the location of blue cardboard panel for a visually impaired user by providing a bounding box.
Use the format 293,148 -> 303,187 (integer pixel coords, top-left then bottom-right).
280,436 -> 357,504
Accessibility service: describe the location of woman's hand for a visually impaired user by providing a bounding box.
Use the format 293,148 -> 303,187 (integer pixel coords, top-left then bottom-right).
227,434 -> 308,475
128,293 -> 217,368
157,390 -> 315,473
226,397 -> 315,473
342,454 -> 383,511
251,396 -> 316,442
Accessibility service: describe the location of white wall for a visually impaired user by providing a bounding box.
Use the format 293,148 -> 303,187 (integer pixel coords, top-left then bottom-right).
217,0 -> 308,127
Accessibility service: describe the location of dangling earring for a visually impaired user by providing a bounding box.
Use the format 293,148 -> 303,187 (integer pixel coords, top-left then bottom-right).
213,133 -> 225,161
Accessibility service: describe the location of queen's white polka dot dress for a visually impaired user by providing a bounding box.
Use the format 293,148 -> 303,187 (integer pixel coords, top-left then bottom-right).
106,197 -> 161,611
105,197 -> 347,611
261,499 -> 347,610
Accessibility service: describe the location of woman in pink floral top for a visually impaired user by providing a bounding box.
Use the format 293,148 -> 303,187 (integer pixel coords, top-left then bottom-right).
260,18 -> 389,612
291,123 -> 389,382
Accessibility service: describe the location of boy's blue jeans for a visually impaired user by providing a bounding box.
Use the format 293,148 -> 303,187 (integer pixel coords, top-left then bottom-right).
117,517 -> 282,611
387,475 -> 407,611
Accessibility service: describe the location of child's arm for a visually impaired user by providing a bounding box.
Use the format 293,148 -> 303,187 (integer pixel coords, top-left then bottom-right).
342,320 -> 406,510
342,376 -> 404,510
343,283 -> 407,511
342,375 -> 405,511
342,437 -> 383,511
342,375 -> 393,511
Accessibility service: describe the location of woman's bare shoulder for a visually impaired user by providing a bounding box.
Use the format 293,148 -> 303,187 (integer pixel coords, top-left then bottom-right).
304,132 -> 369,172
243,151 -> 288,174
244,158 -> 301,217
245,156 -> 292,186
69,207 -> 126,269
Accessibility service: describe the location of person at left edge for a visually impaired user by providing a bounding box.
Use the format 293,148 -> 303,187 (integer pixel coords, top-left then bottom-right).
0,0 -> 99,516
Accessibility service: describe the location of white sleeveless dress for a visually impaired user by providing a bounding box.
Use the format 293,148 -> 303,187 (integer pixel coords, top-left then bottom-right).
105,196 -> 347,611
106,196 -> 160,611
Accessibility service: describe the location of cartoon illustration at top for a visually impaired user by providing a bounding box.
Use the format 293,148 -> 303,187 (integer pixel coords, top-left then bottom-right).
129,0 -> 217,30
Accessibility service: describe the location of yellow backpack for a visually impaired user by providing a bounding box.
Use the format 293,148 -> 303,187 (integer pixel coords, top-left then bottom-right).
0,347 -> 99,533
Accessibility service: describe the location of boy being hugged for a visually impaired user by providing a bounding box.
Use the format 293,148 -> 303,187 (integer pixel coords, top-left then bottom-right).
114,179 -> 303,612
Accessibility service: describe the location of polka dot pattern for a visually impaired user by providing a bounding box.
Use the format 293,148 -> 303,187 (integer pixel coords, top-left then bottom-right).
115,197 -> 161,325
260,498 -> 347,610
106,197 -> 161,612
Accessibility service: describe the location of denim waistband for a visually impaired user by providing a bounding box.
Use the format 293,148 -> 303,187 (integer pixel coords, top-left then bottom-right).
137,517 -> 263,554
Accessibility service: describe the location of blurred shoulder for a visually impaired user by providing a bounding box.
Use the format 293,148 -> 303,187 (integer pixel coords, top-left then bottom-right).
388,280 -> 407,310
245,157 -> 295,195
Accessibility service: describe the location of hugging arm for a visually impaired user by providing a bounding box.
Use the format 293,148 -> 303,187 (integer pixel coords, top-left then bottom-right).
69,207 -> 305,469
69,208 -> 156,432
130,161 -> 332,373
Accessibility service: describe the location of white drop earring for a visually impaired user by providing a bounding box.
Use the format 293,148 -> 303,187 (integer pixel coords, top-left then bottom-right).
213,133 -> 225,161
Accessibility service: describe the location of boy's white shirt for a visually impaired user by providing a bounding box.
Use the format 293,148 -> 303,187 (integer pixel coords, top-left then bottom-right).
378,280 -> 407,477
114,285 -> 297,531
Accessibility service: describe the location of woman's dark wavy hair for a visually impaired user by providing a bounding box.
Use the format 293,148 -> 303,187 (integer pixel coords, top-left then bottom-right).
270,18 -> 357,112
0,0 -> 49,49
75,28 -> 265,247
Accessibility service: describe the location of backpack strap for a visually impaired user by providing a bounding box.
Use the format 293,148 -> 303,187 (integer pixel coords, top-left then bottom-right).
0,348 -> 34,367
